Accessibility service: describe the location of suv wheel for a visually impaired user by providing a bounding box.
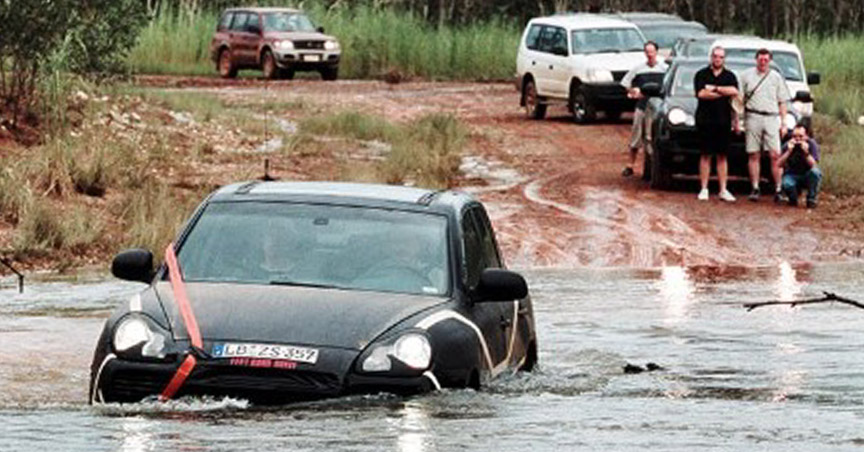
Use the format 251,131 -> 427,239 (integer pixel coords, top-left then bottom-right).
570,87 -> 596,124
218,49 -> 238,79
262,50 -> 280,79
524,79 -> 547,119
320,66 -> 339,81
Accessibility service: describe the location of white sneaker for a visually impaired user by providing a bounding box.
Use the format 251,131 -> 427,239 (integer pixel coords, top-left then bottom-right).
697,188 -> 709,201
719,190 -> 736,202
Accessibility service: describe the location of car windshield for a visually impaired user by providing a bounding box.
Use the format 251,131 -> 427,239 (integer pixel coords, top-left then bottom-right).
571,28 -> 645,54
178,202 -> 450,296
669,62 -> 753,97
724,49 -> 804,81
262,12 -> 317,32
638,24 -> 707,49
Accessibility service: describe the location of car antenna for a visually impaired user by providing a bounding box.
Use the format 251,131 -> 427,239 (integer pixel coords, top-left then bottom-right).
261,158 -> 278,181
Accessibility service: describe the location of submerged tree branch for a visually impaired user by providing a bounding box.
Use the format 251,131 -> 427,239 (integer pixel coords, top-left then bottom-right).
743,292 -> 864,312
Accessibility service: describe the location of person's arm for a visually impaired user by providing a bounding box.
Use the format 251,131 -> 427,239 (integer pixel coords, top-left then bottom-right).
800,140 -> 818,167
777,140 -> 794,166
697,85 -> 723,99
779,101 -> 788,137
809,138 -> 821,162
716,85 -> 739,97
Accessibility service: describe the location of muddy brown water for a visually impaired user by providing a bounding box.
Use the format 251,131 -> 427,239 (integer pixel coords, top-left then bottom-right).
2,262 -> 864,451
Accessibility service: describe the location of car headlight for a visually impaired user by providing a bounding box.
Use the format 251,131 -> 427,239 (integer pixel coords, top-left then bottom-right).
360,333 -> 432,373
784,112 -> 798,130
585,68 -> 613,83
667,107 -> 692,126
324,40 -> 339,51
393,334 -> 432,369
275,40 -> 294,50
113,316 -> 167,358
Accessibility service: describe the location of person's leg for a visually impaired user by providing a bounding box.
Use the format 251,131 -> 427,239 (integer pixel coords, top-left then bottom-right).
745,115 -> 762,200
781,173 -> 799,206
806,167 -> 823,207
770,150 -> 783,194
698,153 -> 711,200
717,154 -> 729,194
623,109 -> 644,177
764,117 -> 784,200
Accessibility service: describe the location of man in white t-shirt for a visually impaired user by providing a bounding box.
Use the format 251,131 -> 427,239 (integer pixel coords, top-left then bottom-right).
740,48 -> 791,202
620,41 -> 668,178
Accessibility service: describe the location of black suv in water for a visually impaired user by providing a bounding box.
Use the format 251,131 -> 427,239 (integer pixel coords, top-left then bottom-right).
90,182 -> 537,404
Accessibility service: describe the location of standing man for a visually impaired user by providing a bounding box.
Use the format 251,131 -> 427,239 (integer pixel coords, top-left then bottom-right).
777,124 -> 822,208
740,48 -> 791,202
694,46 -> 739,202
620,41 -> 667,178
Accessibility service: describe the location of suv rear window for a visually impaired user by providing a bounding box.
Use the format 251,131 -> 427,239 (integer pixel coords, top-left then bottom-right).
571,28 -> 644,54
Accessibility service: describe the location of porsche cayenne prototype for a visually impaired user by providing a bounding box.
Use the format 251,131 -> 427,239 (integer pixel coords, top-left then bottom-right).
90,182 -> 537,404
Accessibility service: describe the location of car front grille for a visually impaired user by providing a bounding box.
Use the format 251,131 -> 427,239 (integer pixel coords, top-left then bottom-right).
612,71 -> 628,82
107,368 -> 173,402
294,40 -> 325,50
185,365 -> 343,398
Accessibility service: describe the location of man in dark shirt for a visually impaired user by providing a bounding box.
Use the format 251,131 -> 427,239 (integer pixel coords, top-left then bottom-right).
694,46 -> 740,202
777,124 -> 822,208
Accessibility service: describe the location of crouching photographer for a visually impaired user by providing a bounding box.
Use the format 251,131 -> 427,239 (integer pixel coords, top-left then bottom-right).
777,124 -> 822,208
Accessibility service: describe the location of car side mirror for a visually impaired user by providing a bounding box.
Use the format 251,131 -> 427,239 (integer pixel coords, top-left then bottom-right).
112,249 -> 154,284
640,82 -> 662,97
246,24 -> 262,35
474,268 -> 528,302
794,90 -> 813,103
807,72 -> 820,86
317,26 -> 325,33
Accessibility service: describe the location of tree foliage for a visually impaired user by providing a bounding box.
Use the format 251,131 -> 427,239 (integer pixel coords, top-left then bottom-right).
0,0 -> 147,129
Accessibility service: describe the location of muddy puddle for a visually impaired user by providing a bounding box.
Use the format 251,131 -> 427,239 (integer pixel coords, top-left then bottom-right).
2,262 -> 864,451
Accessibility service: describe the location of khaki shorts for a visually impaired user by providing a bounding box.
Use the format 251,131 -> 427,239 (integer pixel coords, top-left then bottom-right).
629,108 -> 648,149
745,113 -> 781,154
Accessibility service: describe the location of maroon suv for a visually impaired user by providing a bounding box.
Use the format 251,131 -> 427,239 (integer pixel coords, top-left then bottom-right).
210,7 -> 341,80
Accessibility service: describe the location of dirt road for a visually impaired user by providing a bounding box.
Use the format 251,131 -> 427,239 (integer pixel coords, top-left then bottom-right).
78,78 -> 864,269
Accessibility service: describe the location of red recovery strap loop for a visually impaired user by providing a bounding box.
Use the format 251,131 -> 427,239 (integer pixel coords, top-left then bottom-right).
159,243 -> 203,401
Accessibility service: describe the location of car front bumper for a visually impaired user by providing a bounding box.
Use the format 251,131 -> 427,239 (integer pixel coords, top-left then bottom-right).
582,82 -> 636,112
273,50 -> 340,69
655,127 -> 768,178
92,354 -> 435,404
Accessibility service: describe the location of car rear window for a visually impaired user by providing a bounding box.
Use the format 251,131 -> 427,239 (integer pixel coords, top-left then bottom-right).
178,202 -> 450,296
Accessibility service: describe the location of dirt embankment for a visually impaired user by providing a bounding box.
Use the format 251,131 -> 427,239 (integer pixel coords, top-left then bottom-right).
5,77 -> 864,272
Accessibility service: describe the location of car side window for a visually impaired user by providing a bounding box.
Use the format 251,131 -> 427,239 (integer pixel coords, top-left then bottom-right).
461,210 -> 485,290
461,207 -> 502,289
471,207 -> 502,269
539,26 -> 568,56
525,24 -> 543,50
218,12 -> 234,31
230,12 -> 248,31
246,12 -> 260,32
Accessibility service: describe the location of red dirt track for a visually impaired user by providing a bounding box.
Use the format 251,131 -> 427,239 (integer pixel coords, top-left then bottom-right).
102,78 -> 864,268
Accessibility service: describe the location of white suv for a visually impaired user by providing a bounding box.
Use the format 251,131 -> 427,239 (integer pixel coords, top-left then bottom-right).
516,14 -> 647,123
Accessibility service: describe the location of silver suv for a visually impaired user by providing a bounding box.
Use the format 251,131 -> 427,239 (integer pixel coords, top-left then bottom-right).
516,14 -> 647,123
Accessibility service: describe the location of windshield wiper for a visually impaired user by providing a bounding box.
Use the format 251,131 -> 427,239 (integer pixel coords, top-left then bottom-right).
269,280 -> 339,289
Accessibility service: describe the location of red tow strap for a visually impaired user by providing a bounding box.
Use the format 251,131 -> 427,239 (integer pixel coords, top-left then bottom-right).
159,243 -> 203,402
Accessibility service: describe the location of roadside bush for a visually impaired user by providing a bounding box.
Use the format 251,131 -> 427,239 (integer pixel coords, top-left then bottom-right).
300,111 -> 400,142
122,181 -> 201,262
13,199 -> 66,251
0,165 -> 34,225
384,113 -> 466,188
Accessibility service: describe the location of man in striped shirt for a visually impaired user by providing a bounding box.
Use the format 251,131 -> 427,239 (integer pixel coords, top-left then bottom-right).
620,41 -> 668,178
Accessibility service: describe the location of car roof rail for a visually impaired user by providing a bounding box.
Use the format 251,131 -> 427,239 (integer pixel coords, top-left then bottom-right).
235,180 -> 262,194
417,190 -> 443,206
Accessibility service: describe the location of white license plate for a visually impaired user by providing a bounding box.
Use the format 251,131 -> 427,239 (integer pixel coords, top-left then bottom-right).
302,54 -> 321,62
212,342 -> 319,364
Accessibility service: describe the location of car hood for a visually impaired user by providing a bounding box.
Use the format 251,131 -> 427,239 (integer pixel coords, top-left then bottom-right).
665,95 -> 697,113
265,31 -> 336,42
573,51 -> 646,72
153,282 -> 447,350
